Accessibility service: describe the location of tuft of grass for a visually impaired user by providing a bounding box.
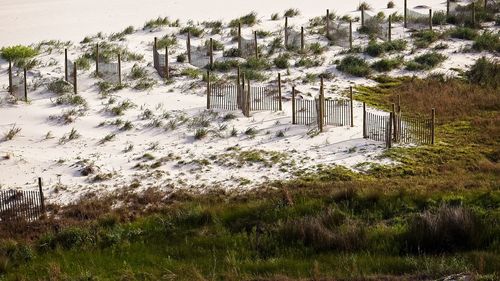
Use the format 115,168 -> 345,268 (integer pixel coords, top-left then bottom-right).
271,13 -> 280,21
47,79 -> 73,95
371,57 -> 403,72
284,8 -> 300,18
466,57 -> 500,89
129,64 -> 148,80
180,68 -> 202,79
59,128 -> 80,144
99,133 -> 116,145
244,127 -> 258,137
156,34 -> 177,49
337,55 -> 371,77
406,52 -> 446,71
3,125 -> 21,141
110,100 -> 134,116
228,12 -> 258,27
449,27 -> 478,40
75,56 -> 91,71
472,31 -> 500,53
274,53 -> 290,69
365,40 -> 407,57
358,1 -> 372,11
143,17 -> 170,29
0,45 -> 37,64
179,26 -> 204,37
194,128 -> 209,140
387,1 -> 395,8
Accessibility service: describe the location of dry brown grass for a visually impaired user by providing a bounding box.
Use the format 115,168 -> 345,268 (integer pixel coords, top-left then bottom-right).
388,78 -> 500,123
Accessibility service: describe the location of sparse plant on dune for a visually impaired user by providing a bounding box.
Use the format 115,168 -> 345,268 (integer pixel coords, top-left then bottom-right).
3,125 -> 21,141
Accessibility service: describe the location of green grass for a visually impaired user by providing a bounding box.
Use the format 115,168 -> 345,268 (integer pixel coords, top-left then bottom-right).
337,55 -> 371,77
472,31 -> 500,53
406,52 -> 446,71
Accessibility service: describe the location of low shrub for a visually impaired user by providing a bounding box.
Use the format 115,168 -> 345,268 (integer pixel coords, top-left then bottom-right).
143,17 -> 170,29
179,26 -> 204,37
466,57 -> 500,89
47,79 -> 73,95
284,8 -> 300,18
211,60 -> 240,72
337,55 -> 371,77
472,31 -> 500,53
371,57 -> 403,72
229,12 -> 258,27
412,30 -> 440,48
449,27 -> 478,40
406,52 -> 446,71
274,53 -> 290,69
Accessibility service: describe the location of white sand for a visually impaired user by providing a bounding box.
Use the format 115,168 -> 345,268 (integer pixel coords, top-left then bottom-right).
0,0 -> 495,204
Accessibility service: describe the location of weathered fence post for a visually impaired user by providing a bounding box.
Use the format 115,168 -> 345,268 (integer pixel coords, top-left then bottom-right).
472,2 -> 476,28
363,102 -> 367,138
118,53 -> 122,86
446,0 -> 450,18
350,87 -> 354,127
301,26 -> 305,51
209,38 -> 214,69
254,31 -> 258,59
187,31 -> 192,64
387,112 -> 393,148
153,37 -> 158,72
207,70 -> 211,109
392,103 -> 397,141
165,46 -> 170,79
404,0 -> 408,28
429,9 -> 433,31
64,48 -> 68,82
361,7 -> 365,27
8,60 -> 12,95
246,79 -> 251,116
38,177 -> 45,215
431,108 -> 436,145
292,87 -> 297,124
285,16 -> 289,47
326,9 -> 330,38
73,62 -> 77,95
388,15 -> 392,42
278,73 -> 282,111
319,77 -> 324,132
349,20 -> 353,49
397,94 -> 401,113
238,22 -> 242,51
96,43 -> 99,76
23,68 -> 27,102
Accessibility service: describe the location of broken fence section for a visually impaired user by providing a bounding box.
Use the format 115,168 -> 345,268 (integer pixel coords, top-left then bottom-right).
0,178 -> 45,223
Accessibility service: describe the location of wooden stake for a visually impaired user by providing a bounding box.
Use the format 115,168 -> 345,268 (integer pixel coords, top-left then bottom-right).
246,79 -> 251,116
38,177 -> 45,214
397,94 -> 401,113
73,62 -> 77,95
361,7 -> 365,27
278,73 -> 282,111
447,0 -> 450,17
388,15 -> 392,42
392,103 -> 396,141
23,68 -> 27,102
285,16 -> 289,47
64,48 -> 68,82
349,20 -> 353,49
319,77 -> 324,132
207,70 -> 211,109
301,26 -> 305,51
118,53 -> 122,86
96,43 -> 99,75
8,60 -> 12,95
363,102 -> 367,138
187,31 -> 192,64
350,87 -> 354,127
165,46 -> 169,79
292,86 -> 296,124
209,38 -> 214,69
254,31 -> 258,59
387,112 -> 393,148
429,9 -> 433,31
431,108 -> 436,144
404,0 -> 408,28
326,9 -> 330,38
238,22 -> 242,51
472,2 -> 476,28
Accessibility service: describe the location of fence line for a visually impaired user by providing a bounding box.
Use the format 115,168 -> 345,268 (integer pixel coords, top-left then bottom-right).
0,178 -> 45,223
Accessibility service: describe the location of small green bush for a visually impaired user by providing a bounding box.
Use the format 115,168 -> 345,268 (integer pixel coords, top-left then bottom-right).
284,8 -> 300,18
274,53 -> 290,69
406,52 -> 446,71
449,27 -> 478,40
412,30 -> 440,48
371,57 -> 403,72
143,17 -> 170,29
0,45 -> 37,62
472,31 -> 500,53
156,35 -> 177,49
180,26 -> 204,37
466,57 -> 500,89
365,41 -> 384,57
337,56 -> 371,77
211,60 -> 240,72
47,79 -> 73,95
229,12 -> 258,27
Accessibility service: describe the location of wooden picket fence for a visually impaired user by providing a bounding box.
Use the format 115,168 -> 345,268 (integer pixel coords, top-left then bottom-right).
363,102 -> 435,148
208,84 -> 241,110
0,178 -> 45,222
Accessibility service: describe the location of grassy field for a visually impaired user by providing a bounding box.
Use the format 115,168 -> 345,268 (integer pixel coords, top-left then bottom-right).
0,59 -> 499,280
